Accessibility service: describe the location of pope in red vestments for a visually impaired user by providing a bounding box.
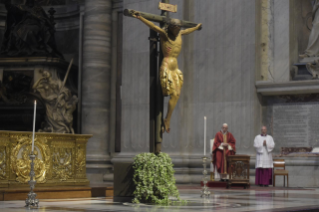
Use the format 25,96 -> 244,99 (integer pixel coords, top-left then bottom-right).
212,123 -> 236,175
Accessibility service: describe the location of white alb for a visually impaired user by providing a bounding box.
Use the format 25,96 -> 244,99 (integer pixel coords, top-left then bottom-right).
254,134 -> 275,168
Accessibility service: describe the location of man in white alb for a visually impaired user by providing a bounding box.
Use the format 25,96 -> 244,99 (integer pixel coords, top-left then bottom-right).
254,126 -> 275,187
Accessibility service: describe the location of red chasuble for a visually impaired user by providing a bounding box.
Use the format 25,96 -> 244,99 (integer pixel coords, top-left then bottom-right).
212,131 -> 236,174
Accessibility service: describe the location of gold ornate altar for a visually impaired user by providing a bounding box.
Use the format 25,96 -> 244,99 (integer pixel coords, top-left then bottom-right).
0,131 -> 91,188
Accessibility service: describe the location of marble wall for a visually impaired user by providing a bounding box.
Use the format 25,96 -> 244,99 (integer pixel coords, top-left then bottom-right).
257,0 -> 315,82
255,0 -> 319,187
274,0 -> 290,82
116,0 -> 260,183
256,0 -> 291,83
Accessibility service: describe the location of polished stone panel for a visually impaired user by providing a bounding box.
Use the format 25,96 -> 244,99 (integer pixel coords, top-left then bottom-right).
274,0 -> 290,83
1,187 -> 319,211
272,103 -> 319,147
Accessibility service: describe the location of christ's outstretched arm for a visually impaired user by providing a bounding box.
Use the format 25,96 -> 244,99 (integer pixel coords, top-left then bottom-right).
132,11 -> 166,35
181,23 -> 202,35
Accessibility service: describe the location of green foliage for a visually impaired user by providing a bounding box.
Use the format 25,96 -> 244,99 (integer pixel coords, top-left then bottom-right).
132,152 -> 181,204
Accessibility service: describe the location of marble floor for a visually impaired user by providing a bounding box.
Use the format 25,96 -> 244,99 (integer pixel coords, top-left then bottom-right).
2,187 -> 319,212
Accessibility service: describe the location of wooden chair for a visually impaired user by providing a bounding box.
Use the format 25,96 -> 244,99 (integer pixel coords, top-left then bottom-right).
273,159 -> 289,187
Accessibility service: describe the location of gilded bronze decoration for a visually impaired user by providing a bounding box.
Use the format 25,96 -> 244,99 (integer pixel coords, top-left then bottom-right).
0,131 -> 91,188
11,136 -> 49,183
0,147 -> 6,180
52,147 -> 73,181
75,144 -> 85,173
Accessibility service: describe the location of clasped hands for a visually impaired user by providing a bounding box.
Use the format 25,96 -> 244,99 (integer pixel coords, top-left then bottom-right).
221,143 -> 228,148
263,140 -> 266,146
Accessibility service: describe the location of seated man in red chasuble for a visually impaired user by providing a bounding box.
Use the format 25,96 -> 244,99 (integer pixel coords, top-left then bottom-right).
212,123 -> 236,181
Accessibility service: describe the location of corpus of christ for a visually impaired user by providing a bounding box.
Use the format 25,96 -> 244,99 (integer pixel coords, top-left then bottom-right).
1,0 -> 319,212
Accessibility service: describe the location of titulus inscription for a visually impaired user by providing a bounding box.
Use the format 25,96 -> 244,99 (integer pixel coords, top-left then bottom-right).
273,104 -> 319,147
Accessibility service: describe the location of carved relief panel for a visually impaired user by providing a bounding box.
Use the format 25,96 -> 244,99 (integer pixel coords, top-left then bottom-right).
10,136 -> 50,183
0,136 -> 9,187
52,148 -> 73,180
0,131 -> 91,188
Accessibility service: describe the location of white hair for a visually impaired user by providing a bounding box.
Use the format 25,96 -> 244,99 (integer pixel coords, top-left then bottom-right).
261,126 -> 267,130
222,123 -> 228,127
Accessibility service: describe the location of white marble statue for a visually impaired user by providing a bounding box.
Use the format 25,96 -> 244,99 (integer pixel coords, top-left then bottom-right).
300,0 -> 319,58
33,70 -> 78,134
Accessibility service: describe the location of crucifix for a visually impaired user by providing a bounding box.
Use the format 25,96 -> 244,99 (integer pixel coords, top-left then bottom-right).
124,0 -> 202,154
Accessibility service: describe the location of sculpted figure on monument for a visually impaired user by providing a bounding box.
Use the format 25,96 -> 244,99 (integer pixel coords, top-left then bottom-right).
306,58 -> 319,78
300,0 -> 319,58
0,0 -> 63,58
33,70 -> 77,134
132,11 -> 202,133
0,80 -> 12,104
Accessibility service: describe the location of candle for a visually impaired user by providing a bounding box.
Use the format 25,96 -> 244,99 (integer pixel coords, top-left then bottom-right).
32,100 -> 37,152
204,116 -> 206,156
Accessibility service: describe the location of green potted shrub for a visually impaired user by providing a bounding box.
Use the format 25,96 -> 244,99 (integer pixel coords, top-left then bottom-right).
132,152 -> 181,204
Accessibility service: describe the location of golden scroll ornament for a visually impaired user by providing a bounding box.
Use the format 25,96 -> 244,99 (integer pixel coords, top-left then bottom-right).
75,144 -> 85,173
11,136 -> 50,183
0,147 -> 6,180
52,147 -> 73,181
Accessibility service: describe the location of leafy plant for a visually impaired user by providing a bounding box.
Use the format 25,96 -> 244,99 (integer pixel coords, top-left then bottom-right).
132,152 -> 181,204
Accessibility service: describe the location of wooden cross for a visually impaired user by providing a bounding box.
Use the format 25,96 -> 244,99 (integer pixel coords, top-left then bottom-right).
124,1 -> 200,30
124,0 -> 201,154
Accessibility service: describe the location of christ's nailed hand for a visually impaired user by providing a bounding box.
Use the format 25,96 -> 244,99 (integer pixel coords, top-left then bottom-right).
131,10 -> 140,18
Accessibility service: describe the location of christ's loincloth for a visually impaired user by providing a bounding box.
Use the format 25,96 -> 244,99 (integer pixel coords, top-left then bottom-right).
160,67 -> 184,96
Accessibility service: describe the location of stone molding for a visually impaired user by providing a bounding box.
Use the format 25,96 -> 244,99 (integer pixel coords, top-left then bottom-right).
256,80 -> 319,96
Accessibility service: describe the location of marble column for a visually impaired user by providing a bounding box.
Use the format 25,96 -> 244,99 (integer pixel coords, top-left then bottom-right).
82,0 -> 113,183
